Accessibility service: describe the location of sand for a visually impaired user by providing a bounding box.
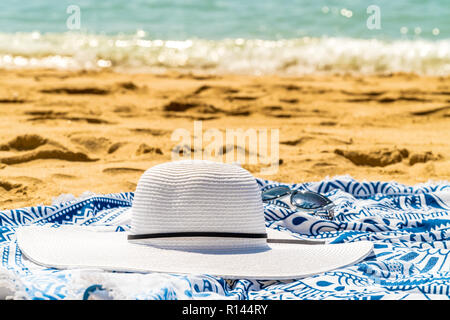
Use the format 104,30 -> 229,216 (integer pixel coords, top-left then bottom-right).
0,69 -> 449,210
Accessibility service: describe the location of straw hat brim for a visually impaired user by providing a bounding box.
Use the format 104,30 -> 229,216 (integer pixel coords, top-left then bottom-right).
16,226 -> 373,280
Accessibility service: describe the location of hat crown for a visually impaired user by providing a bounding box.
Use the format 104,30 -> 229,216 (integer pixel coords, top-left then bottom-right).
130,160 -> 267,251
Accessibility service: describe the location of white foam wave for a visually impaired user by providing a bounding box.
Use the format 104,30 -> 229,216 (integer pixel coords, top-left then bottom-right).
0,32 -> 449,75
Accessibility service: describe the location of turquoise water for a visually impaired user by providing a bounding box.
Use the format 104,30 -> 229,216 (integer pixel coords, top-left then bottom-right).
0,0 -> 448,74
0,0 -> 448,39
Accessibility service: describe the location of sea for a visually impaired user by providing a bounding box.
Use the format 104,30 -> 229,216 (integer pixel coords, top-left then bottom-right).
0,0 -> 448,75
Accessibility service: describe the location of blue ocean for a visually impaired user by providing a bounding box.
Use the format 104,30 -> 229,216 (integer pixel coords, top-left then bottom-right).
0,0 -> 448,74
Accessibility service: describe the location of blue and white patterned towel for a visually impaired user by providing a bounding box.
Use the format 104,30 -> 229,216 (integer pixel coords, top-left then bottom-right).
0,176 -> 449,300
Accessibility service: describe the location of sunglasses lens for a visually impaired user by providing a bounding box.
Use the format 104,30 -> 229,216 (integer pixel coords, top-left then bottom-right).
261,186 -> 291,201
291,191 -> 331,209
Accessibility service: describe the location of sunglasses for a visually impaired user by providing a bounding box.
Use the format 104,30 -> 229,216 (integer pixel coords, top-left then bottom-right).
261,186 -> 335,220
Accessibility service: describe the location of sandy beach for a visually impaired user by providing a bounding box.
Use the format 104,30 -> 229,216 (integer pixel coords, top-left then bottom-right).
0,69 -> 449,210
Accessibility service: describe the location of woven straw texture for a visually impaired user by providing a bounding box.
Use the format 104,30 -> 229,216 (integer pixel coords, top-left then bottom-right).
130,160 -> 267,250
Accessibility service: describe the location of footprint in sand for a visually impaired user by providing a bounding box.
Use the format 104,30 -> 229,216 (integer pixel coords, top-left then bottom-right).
190,85 -> 239,97
279,98 -> 299,104
217,144 -> 259,158
0,134 -> 97,164
129,128 -> 171,136
280,136 -> 315,146
192,85 -> 213,95
264,106 -> 283,111
51,173 -> 77,180
70,136 -> 111,153
0,180 -> 22,191
27,112 -> 111,124
107,142 -> 126,154
136,143 -> 163,156
0,134 -> 48,151
163,100 -> 220,113
0,97 -> 27,104
334,148 -> 409,167
341,90 -> 384,97
262,105 -> 292,118
410,106 -> 450,117
102,168 -> 145,175
163,99 -> 250,118
25,110 -> 67,117
40,86 -> 110,95
409,152 -> 441,166
163,100 -> 202,112
278,84 -> 302,91
187,84 -> 260,101
0,134 -> 70,152
0,148 -> 97,165
165,114 -> 219,121
117,81 -> 139,91
319,121 -> 337,126
114,106 -> 134,113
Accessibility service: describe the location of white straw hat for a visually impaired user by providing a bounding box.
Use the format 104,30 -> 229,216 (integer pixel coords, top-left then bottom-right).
17,160 -> 373,280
